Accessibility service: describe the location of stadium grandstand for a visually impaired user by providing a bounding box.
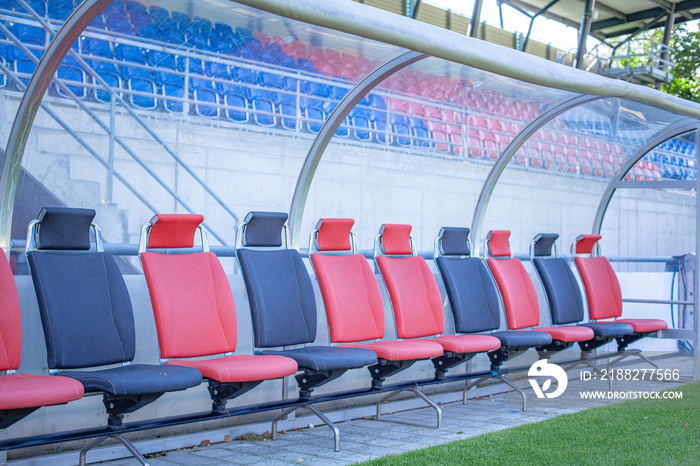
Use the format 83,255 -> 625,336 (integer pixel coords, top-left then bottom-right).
0,0 -> 697,464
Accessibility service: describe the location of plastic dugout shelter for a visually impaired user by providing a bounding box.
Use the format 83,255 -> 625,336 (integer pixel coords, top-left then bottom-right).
1,0 -> 699,382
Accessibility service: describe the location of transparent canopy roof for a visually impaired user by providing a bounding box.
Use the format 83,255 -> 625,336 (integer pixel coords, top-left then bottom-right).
0,0 -> 697,269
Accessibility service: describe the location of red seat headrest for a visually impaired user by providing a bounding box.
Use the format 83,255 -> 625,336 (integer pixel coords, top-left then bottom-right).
315,218 -> 354,252
574,234 -> 602,255
147,214 -> 204,249
379,224 -> 413,255
487,230 -> 512,258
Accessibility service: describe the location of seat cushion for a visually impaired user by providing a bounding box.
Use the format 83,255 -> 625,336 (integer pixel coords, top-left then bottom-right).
615,318 -> 668,333
168,355 -> 297,383
0,374 -> 84,410
432,334 -> 502,354
261,346 -> 377,372
490,330 -> 552,348
537,325 -> 595,342
580,321 -> 634,337
341,339 -> 444,361
59,364 -> 202,396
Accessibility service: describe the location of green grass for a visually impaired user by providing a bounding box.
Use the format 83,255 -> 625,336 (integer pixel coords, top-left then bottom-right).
359,382 -> 700,466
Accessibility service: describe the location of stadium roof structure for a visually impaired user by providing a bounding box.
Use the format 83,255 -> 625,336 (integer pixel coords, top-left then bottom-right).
500,0 -> 700,39
494,0 -> 696,70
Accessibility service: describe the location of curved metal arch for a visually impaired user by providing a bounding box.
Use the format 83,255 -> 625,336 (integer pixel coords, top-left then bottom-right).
591,118 -> 700,235
470,94 -> 603,255
288,51 -> 427,248
0,0 -> 110,249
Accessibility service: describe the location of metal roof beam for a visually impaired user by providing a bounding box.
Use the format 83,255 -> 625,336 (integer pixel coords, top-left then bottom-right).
592,0 -> 700,32
501,0 -> 581,29
588,0 -> 627,21
603,11 -> 700,38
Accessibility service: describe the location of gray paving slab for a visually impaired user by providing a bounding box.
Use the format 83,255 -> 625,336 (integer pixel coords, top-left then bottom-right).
84,358 -> 691,466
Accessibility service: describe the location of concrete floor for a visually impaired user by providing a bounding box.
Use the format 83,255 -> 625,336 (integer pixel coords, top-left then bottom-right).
87,357 -> 689,466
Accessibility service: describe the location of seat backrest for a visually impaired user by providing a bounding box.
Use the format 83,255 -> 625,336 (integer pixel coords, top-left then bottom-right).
0,248 -> 22,372
572,234 -> 622,320
140,214 -> 237,359
486,230 -> 540,330
375,224 -> 444,339
310,218 -> 385,343
236,212 -> 317,348
530,233 -> 584,325
26,207 -> 136,369
434,227 -> 501,334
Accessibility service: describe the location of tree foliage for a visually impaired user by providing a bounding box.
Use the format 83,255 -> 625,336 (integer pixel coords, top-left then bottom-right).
659,24 -> 700,102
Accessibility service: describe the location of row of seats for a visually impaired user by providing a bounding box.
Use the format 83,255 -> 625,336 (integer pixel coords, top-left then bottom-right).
1,207 -> 667,463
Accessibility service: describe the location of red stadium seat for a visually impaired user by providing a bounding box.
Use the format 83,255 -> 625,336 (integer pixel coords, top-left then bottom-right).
140,214 -> 298,412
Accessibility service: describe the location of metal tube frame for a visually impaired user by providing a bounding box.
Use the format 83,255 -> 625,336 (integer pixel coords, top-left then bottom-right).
0,0 -> 111,251
470,94 -> 603,256
288,50 -> 427,248
591,119 -> 699,235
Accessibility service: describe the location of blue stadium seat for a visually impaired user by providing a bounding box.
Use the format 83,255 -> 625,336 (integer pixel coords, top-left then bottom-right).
138,24 -> 162,40
218,82 -> 249,123
349,106 -> 371,141
258,71 -> 285,90
409,117 -> 431,147
164,30 -> 186,45
146,49 -> 177,70
390,114 -> 410,146
190,77 -> 219,118
55,56 -> 86,99
0,48 -> 7,88
301,97 -> 325,133
10,46 -> 43,86
0,0 -> 14,11
122,66 -> 157,109
262,42 -> 295,67
177,55 -> 204,75
83,37 -> 113,58
88,60 -> 121,103
304,80 -> 329,98
171,10 -> 192,32
277,93 -> 297,130
157,71 -> 185,113
47,1 -> 74,20
239,39 -> 265,61
232,66 -> 257,84
10,23 -> 45,49
104,15 -> 133,34
214,22 -> 233,39
295,58 -> 317,74
251,89 -> 276,126
24,0 -> 46,16
234,27 -> 255,44
368,94 -> 388,143
115,43 -> 145,64
205,61 -> 230,79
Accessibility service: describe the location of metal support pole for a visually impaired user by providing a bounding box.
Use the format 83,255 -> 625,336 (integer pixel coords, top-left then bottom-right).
661,4 -> 676,72
469,0 -> 483,38
107,93 -> 115,204
695,128 -> 700,381
575,0 -> 596,69
411,0 -> 422,19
